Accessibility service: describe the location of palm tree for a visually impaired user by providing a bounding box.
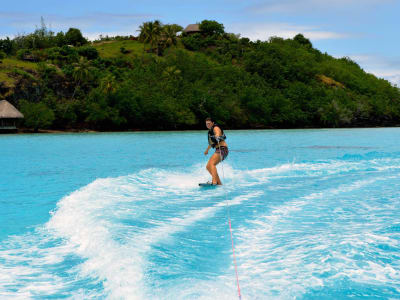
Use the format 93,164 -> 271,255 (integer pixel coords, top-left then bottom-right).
100,74 -> 117,94
138,20 -> 163,55
71,57 -> 92,99
162,25 -> 179,48
138,22 -> 150,57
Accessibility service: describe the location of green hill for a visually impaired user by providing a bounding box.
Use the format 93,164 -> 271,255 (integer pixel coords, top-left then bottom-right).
0,20 -> 399,131
93,40 -> 144,58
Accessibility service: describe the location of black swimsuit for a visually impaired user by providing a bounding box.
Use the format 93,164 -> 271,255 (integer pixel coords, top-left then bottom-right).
215,146 -> 229,161
208,124 -> 228,160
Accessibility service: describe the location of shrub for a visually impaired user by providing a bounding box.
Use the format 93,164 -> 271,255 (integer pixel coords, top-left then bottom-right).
120,47 -> 131,54
199,20 -> 225,36
20,100 -> 55,132
65,28 -> 87,46
293,34 -> 312,48
46,46 -> 79,65
181,34 -> 203,51
16,49 -> 33,61
77,46 -> 99,59
0,37 -> 15,55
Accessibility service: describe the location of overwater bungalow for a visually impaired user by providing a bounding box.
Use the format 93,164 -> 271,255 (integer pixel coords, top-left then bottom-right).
0,100 -> 24,131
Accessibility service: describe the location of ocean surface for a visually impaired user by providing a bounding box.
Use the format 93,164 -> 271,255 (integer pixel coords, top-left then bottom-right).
0,128 -> 399,299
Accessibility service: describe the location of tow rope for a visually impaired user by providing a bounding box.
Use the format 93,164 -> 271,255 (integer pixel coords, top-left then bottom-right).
217,140 -> 242,300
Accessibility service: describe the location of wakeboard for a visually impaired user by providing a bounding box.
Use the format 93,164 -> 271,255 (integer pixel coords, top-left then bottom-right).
199,182 -> 218,187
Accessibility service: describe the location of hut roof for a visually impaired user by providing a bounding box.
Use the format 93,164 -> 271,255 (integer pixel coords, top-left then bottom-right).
0,100 -> 24,118
183,24 -> 201,33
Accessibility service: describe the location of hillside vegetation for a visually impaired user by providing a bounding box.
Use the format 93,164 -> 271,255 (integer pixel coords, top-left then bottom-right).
0,20 -> 399,131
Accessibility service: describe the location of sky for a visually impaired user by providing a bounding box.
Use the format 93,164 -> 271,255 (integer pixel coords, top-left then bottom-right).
1,0 -> 399,86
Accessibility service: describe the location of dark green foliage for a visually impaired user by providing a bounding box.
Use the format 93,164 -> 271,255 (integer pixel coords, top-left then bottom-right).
181,33 -> 203,51
16,49 -> 33,61
77,46 -> 99,60
4,20 -> 88,56
13,19 -> 56,50
20,100 -> 55,132
11,68 -> 37,81
161,24 -> 181,50
46,46 -> 79,65
5,21 -> 400,130
293,34 -> 312,48
0,37 -> 15,55
138,20 -> 163,54
137,21 -> 182,56
65,28 -> 88,46
0,50 -> 5,60
55,32 -> 67,47
199,20 -> 225,36
120,47 -> 130,54
181,20 -> 226,52
181,33 -> 221,51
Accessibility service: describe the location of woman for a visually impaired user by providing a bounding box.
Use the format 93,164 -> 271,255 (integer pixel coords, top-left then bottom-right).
204,117 -> 229,185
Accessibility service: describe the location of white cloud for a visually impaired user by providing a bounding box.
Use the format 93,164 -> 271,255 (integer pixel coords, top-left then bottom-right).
248,0 -> 395,14
0,12 -> 156,38
227,22 -> 348,41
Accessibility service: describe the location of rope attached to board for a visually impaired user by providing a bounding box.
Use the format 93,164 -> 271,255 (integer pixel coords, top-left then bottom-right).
217,140 -> 242,300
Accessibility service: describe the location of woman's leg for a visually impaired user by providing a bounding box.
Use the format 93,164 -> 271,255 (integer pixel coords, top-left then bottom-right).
206,153 -> 222,185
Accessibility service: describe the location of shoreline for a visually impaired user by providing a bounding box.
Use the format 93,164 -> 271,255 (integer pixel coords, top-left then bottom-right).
9,128 -> 99,134
1,125 -> 399,135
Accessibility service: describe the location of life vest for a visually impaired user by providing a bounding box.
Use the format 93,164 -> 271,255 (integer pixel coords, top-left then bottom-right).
208,124 -> 227,148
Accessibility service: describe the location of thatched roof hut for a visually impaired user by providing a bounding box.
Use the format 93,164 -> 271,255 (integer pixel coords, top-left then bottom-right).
0,100 -> 24,130
183,24 -> 201,34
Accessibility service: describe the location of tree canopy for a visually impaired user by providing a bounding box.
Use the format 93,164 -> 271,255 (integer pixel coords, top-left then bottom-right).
1,19 -> 399,131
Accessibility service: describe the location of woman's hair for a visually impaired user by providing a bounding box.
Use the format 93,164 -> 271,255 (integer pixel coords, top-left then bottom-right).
205,117 -> 213,122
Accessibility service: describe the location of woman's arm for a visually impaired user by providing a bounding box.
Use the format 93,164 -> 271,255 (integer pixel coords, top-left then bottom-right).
204,144 -> 211,155
213,126 -> 222,137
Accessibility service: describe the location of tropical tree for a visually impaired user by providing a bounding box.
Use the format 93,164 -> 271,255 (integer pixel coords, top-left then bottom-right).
20,100 -> 55,132
55,31 -> 66,47
0,37 -> 15,55
65,28 -> 87,46
199,20 -> 225,37
138,20 -> 163,55
293,33 -> 312,48
71,57 -> 93,99
162,24 -> 181,49
100,74 -> 118,94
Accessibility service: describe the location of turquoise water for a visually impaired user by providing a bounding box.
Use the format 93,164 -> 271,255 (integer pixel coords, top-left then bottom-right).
0,129 -> 399,299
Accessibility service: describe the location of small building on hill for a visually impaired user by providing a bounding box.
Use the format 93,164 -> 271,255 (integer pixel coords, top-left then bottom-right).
183,24 -> 201,34
0,100 -> 24,131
